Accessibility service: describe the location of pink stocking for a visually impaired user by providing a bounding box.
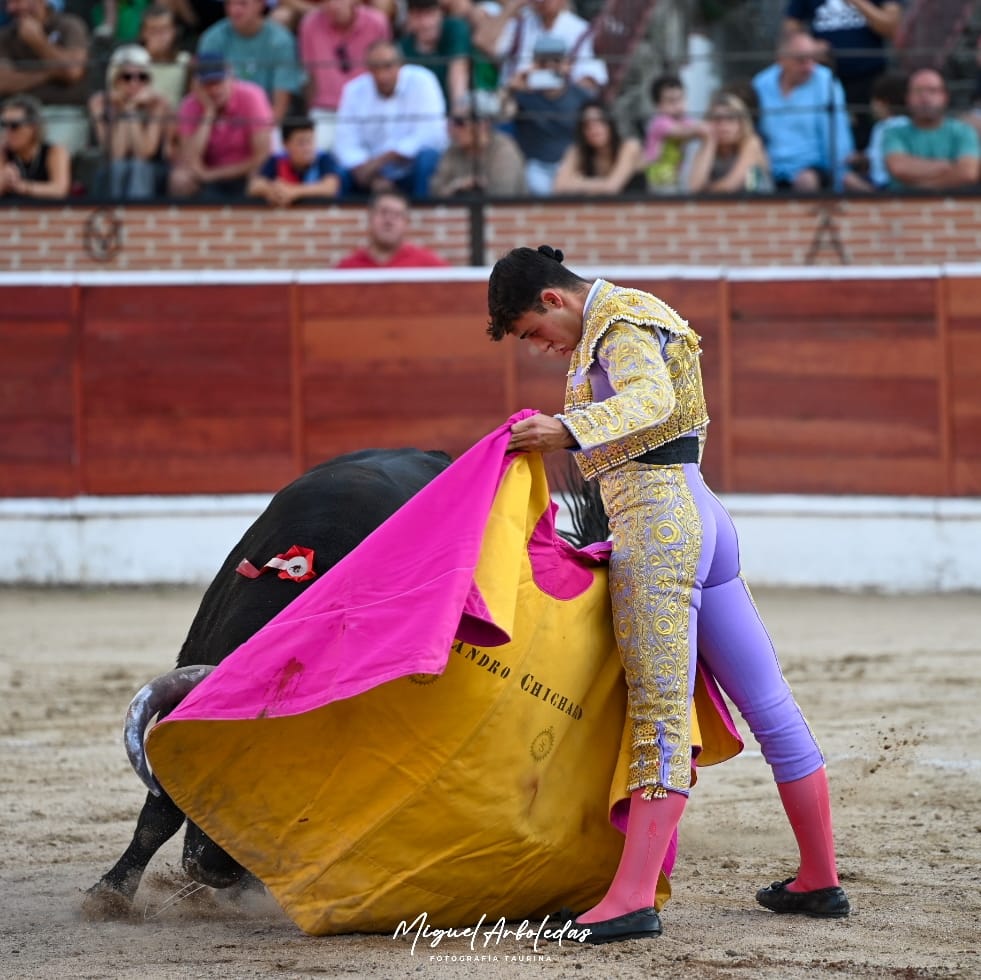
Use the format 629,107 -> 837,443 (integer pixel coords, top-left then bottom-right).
777,766 -> 840,892
577,789 -> 687,923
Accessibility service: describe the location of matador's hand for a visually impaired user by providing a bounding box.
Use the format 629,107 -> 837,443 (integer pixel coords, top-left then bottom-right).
506,413 -> 576,454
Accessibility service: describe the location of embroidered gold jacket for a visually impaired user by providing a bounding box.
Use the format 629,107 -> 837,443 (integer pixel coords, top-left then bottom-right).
558,280 -> 709,479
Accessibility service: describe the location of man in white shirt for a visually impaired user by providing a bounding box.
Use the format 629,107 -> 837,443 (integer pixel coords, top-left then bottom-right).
473,0 -> 606,92
333,40 -> 449,199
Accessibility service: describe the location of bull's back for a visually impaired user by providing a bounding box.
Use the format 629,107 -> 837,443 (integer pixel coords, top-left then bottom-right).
176,449 -> 452,668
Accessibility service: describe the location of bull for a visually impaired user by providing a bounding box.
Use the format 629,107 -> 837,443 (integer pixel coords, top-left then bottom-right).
84,445 -> 605,918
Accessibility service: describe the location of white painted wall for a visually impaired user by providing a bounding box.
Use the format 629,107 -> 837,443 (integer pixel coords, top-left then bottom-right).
2,494 -> 979,592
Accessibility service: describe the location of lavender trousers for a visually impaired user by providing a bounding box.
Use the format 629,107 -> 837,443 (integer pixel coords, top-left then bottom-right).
601,460 -> 824,795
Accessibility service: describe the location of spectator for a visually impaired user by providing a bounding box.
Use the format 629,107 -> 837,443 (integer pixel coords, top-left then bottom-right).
852,70 -> 906,189
643,73 -> 706,194
474,0 -> 606,92
783,0 -> 902,150
399,0 -> 470,112
248,114 -> 340,203
92,0 -> 157,44
0,0 -> 90,155
88,43 -> 172,198
752,30 -> 854,191
333,40 -> 447,199
553,98 -> 644,195
686,91 -> 773,194
0,92 -> 70,196
197,0 -> 303,126
966,35 -> 981,143
336,188 -> 449,267
299,0 -> 390,152
507,31 -> 592,195
139,3 -> 191,107
170,51 -> 273,198
882,68 -> 980,191
429,88 -> 526,197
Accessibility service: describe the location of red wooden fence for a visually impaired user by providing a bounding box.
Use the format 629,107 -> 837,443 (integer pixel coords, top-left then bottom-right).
4,270 -> 980,498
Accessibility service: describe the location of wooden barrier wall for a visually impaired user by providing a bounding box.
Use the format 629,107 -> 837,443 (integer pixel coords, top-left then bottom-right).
3,271 -> 981,498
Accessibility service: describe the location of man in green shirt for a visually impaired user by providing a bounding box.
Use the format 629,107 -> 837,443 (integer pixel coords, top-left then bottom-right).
398,0 -> 471,112
882,69 -> 979,190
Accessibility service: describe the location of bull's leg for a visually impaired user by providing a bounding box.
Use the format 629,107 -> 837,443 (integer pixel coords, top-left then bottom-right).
181,821 -> 249,889
82,788 -> 186,918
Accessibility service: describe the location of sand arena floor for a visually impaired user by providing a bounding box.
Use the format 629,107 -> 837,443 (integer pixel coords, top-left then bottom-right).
1,586 -> 979,980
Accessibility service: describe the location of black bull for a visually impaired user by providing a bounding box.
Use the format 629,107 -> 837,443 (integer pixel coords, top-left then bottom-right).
84,446 -> 605,917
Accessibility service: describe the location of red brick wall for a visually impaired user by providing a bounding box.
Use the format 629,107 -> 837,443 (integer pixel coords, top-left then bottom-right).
2,195 -> 980,271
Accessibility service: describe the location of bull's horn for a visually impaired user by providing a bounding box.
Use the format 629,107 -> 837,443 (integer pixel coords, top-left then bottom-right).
124,665 -> 216,797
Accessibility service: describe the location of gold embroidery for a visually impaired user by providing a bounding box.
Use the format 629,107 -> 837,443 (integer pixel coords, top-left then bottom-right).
599,463 -> 702,797
562,281 -> 710,480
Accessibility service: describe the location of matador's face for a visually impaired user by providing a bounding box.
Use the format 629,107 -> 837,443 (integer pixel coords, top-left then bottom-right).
511,290 -> 583,357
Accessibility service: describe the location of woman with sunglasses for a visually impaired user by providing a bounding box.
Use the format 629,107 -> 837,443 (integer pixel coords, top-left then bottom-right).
686,92 -> 772,194
88,43 -> 174,199
0,94 -> 71,199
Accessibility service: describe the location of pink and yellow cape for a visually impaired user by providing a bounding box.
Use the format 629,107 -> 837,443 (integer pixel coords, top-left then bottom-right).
146,413 -> 742,935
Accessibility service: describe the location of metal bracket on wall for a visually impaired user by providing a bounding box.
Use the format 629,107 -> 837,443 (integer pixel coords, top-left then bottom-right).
806,202 -> 850,265
83,207 -> 123,263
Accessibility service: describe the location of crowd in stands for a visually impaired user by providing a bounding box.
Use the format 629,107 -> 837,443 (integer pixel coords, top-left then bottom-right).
1,0 -> 979,204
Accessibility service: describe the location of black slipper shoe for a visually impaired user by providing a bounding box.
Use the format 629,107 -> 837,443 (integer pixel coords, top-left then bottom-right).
755,877 -> 850,918
572,907 -> 663,944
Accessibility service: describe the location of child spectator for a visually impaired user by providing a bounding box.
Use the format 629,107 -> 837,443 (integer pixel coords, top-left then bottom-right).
686,92 -> 773,193
248,115 -> 341,204
0,93 -> 71,198
169,51 -> 273,198
140,4 -> 191,107
88,44 -> 173,199
552,99 -> 644,195
643,73 -> 706,193
857,72 -> 907,190
507,32 -> 592,196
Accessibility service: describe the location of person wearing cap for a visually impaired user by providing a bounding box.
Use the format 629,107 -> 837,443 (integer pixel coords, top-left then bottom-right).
299,0 -> 391,152
399,0 -> 471,112
473,0 -> 606,92
332,40 -> 448,199
197,0 -> 304,126
170,51 -> 274,198
429,89 -> 526,197
507,31 -> 593,195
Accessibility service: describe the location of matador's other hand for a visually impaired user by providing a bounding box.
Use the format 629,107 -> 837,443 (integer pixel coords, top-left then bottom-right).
506,413 -> 576,454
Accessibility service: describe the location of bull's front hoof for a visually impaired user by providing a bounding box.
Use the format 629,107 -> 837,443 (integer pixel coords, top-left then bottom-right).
80,881 -> 138,921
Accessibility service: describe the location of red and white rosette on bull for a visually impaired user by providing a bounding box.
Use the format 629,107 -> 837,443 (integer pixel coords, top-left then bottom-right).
236,545 -> 316,582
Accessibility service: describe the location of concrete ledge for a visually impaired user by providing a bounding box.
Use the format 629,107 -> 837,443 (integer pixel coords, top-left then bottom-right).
1,493 -> 980,592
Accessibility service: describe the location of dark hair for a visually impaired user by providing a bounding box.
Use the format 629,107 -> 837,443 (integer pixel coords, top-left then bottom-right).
486,245 -> 587,340
871,72 -> 908,114
282,117 -> 315,142
0,93 -> 42,129
650,74 -> 683,105
575,100 -> 621,178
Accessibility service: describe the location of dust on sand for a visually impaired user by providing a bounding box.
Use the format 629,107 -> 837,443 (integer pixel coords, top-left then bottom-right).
1,587 -> 978,979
